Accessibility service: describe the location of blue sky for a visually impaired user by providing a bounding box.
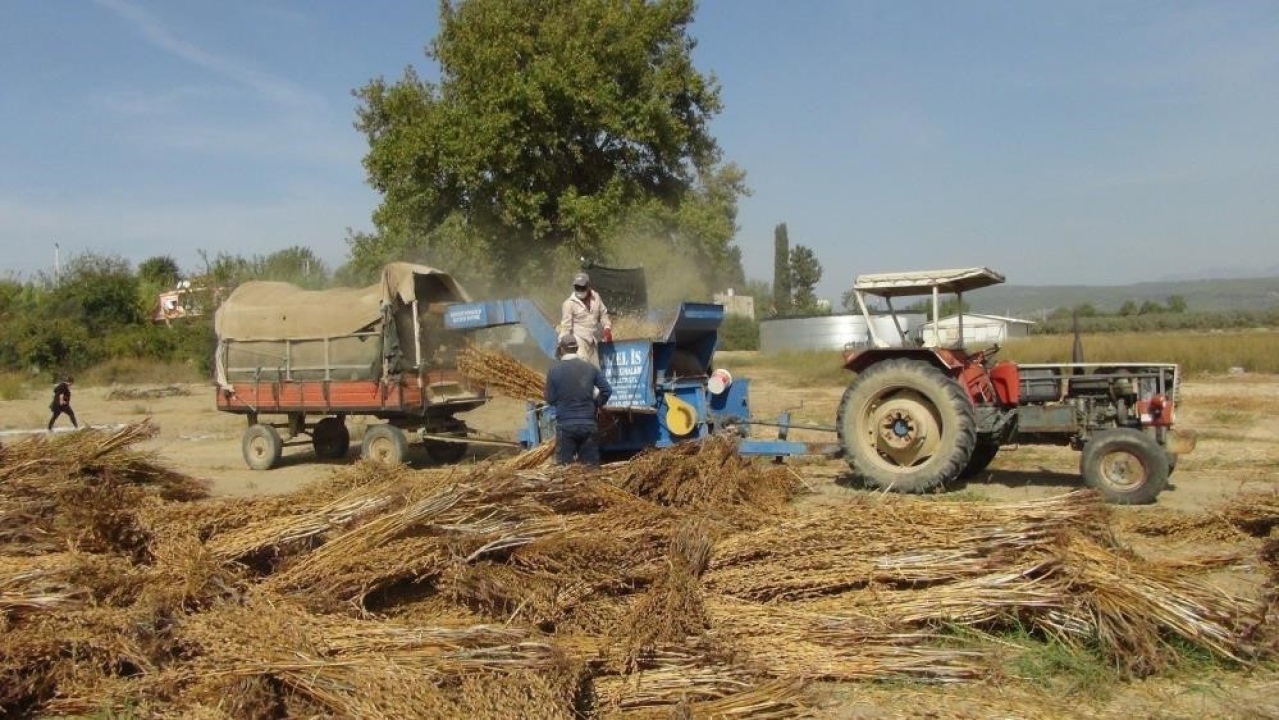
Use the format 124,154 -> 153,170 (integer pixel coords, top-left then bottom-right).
2,1 -> 1277,302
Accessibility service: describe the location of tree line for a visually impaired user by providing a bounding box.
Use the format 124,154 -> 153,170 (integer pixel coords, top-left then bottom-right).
0,247 -> 332,376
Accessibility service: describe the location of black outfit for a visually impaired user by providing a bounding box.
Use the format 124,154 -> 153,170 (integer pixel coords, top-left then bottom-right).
544,355 -> 612,466
48,382 -> 78,430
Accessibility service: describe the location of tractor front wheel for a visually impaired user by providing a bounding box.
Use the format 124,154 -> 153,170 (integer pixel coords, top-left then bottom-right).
362,424 -> 408,466
1080,428 -> 1169,504
837,358 -> 977,493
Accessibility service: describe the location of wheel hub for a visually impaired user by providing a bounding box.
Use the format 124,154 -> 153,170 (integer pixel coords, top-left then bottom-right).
864,392 -> 942,469
1099,450 -> 1147,489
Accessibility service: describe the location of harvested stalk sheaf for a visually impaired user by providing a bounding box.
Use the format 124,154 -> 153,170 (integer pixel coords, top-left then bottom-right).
1,426 -> 1275,718
0,421 -> 208,555
458,344 -> 546,402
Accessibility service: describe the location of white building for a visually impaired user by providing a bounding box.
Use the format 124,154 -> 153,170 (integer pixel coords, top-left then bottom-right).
712,289 -> 756,320
914,313 -> 1035,347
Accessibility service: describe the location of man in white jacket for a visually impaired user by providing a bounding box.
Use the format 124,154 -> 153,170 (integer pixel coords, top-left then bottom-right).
558,272 -> 613,367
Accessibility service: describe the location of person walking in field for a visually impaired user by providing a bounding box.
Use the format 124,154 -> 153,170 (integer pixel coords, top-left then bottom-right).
559,271 -> 613,368
545,335 -> 612,466
48,376 -> 78,431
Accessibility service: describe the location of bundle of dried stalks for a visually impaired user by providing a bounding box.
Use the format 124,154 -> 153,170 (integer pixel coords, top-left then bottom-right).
141,599 -> 586,719
621,521 -> 714,667
706,599 -> 988,682
0,421 -> 208,556
1220,489 -> 1279,538
458,343 -> 546,402
703,490 -> 1260,676
615,437 -> 801,521
260,471 -> 635,606
596,666 -> 807,718
706,492 -> 1106,603
1042,534 -> 1257,673
0,553 -> 128,626
499,440 -> 557,471
1117,490 -> 1279,543
0,604 -> 162,713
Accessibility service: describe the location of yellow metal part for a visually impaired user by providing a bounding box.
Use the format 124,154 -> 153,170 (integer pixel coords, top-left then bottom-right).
665,394 -> 698,436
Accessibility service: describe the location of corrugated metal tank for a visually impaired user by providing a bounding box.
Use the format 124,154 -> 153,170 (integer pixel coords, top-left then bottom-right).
759,314 -> 920,354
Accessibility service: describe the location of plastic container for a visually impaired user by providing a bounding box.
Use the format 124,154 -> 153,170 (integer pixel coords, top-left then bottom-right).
707,368 -> 733,395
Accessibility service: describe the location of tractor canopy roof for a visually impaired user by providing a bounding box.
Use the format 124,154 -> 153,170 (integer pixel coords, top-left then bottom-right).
852,267 -> 1006,298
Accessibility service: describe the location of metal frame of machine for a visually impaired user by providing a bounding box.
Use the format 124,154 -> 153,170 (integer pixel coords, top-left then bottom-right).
442,299 -> 839,459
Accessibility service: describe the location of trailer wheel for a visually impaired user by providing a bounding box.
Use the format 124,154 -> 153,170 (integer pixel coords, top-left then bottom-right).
838,358 -> 977,493
1080,428 -> 1169,504
242,424 -> 283,471
424,440 -> 468,465
959,440 -> 1000,479
362,424 -> 408,465
312,417 -> 350,459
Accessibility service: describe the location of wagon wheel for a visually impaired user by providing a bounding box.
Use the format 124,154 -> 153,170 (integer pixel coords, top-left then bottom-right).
837,358 -> 976,493
242,424 -> 283,471
312,417 -> 350,459
1080,428 -> 1169,505
362,424 -> 408,465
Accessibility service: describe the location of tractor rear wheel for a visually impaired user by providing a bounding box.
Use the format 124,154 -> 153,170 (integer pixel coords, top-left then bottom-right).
959,440 -> 1000,479
362,424 -> 408,465
1080,428 -> 1169,504
242,424 -> 283,471
312,417 -> 350,459
837,358 -> 977,493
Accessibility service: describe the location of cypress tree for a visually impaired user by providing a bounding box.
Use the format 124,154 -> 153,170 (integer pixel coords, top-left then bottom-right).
773,223 -> 792,316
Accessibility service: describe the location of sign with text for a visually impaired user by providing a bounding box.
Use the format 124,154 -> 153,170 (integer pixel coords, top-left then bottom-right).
443,303 -> 489,330
601,341 -> 654,408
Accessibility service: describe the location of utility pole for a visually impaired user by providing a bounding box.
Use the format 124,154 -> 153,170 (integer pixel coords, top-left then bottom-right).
54,242 -> 61,282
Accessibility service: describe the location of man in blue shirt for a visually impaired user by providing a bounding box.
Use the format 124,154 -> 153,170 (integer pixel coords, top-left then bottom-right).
544,334 -> 612,466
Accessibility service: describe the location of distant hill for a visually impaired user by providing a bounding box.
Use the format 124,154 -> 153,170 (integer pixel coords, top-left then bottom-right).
965,276 -> 1279,319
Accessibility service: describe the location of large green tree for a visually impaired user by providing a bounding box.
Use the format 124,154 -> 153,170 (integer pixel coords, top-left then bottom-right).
351,0 -> 738,291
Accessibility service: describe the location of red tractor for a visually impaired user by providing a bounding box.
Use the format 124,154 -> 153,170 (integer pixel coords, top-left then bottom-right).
838,268 -> 1195,504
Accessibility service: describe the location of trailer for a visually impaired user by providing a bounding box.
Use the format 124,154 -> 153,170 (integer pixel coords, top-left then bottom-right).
214,263 -> 495,469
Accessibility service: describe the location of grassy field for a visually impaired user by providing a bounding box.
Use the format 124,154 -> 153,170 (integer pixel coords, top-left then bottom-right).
722,330 -> 1279,389
0,359 -> 207,401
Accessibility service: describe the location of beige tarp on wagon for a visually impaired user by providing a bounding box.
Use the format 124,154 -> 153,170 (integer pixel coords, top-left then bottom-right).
214,263 -> 472,388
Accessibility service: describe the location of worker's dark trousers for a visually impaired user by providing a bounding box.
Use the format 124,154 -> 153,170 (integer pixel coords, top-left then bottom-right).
556,425 -> 600,466
48,406 -> 78,430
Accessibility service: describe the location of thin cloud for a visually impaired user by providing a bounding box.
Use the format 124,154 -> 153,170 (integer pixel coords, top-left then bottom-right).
91,0 -> 322,110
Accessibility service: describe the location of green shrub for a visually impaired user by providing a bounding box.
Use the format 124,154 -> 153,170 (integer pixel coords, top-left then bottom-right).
0,372 -> 28,400
718,315 -> 759,351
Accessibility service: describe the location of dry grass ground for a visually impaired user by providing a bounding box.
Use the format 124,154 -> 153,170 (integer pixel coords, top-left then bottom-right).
1,354 -> 1276,718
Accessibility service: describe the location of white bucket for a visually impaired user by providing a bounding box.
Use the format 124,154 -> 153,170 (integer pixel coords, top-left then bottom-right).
707,368 -> 733,395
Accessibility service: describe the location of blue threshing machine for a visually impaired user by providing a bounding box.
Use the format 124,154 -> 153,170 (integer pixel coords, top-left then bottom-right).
443,298 -> 839,459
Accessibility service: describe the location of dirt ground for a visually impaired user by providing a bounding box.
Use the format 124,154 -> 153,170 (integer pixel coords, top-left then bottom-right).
2,363 -> 1277,718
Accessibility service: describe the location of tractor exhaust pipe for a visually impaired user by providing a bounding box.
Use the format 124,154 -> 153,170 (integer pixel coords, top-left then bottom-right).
1071,310 -> 1084,363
